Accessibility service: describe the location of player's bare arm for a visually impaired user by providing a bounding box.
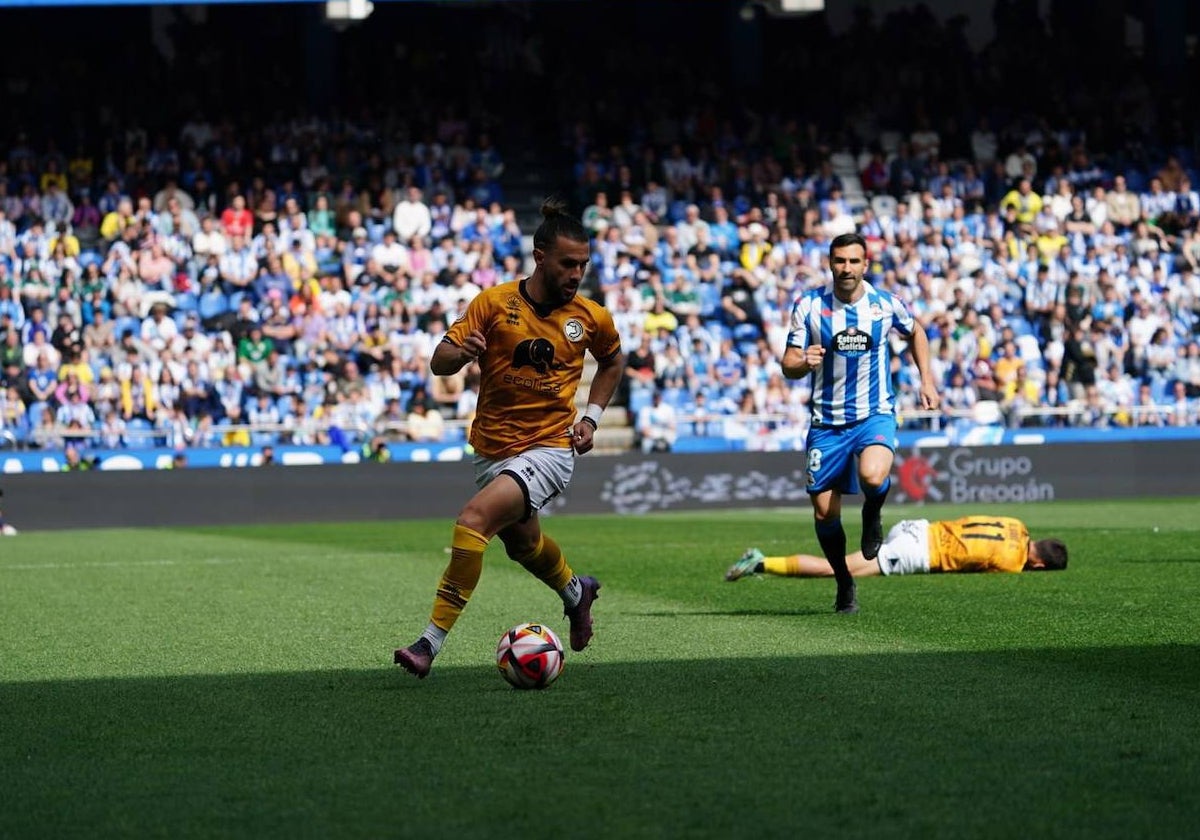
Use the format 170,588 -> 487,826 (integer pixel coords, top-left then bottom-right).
907,322 -> 941,411
572,350 -> 625,455
431,329 -> 486,376
781,344 -> 825,380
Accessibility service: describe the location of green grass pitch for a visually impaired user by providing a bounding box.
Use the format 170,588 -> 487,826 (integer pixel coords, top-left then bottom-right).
3,499 -> 1199,838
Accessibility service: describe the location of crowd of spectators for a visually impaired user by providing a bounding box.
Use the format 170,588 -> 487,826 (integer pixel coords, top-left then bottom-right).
559,5 -> 1200,451
2,2 -> 1199,460
584,119 -> 1200,452
0,112 -> 510,454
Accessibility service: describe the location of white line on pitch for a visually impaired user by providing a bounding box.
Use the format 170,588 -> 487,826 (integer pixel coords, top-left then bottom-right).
0,551 -> 415,571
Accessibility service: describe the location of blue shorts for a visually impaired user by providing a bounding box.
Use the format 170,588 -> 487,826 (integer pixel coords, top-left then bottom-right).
804,414 -> 897,495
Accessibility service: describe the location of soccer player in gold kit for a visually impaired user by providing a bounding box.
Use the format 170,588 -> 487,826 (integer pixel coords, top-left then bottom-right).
395,198 -> 625,679
725,516 -> 1068,580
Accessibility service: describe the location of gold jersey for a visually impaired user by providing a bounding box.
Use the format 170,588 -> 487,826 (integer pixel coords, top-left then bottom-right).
444,280 -> 622,460
928,516 -> 1030,573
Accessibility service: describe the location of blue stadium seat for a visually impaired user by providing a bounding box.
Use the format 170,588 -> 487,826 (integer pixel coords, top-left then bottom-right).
732,323 -> 761,342
628,388 -> 653,415
115,317 -> 140,339
662,387 -> 688,408
697,284 -> 722,317
173,293 -> 198,314
1007,316 -> 1033,338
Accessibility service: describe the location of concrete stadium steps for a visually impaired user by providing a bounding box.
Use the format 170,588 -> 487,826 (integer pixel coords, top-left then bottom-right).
576,357 -> 634,454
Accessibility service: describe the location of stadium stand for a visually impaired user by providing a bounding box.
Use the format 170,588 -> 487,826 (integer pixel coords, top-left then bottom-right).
1,1 -> 1198,464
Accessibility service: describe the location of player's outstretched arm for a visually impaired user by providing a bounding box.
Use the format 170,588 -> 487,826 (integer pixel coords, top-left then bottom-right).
572,350 -> 625,455
907,322 -> 941,410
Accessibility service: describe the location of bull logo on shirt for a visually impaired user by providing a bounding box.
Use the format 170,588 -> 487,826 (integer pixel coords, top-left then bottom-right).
511,338 -> 557,374
833,327 -> 873,357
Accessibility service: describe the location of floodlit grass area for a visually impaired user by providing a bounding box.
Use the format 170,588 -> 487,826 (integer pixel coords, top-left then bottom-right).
3,499 -> 1199,838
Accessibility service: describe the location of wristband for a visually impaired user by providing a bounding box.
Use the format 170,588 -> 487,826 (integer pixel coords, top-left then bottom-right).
582,403 -> 604,429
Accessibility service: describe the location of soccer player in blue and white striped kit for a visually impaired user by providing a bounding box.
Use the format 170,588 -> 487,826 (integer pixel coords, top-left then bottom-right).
783,233 -> 940,613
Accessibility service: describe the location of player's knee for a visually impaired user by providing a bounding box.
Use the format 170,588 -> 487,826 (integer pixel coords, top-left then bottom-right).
860,477 -> 886,495
859,465 -> 891,490
812,505 -> 839,524
455,506 -> 489,535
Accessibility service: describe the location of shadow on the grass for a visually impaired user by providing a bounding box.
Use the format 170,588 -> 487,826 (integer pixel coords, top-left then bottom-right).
630,607 -> 830,617
4,644 -> 1198,840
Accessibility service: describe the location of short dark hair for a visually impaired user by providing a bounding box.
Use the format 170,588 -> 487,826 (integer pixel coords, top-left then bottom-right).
1034,539 -> 1069,571
828,232 -> 867,260
532,197 -> 588,253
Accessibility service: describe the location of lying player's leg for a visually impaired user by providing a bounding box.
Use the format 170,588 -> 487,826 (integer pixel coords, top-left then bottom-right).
726,547 -> 881,579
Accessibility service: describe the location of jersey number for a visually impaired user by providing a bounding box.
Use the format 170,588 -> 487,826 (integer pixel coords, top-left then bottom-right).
961,520 -> 1005,542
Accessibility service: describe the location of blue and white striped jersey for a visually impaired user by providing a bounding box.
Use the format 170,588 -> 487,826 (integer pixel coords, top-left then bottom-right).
786,281 -> 915,426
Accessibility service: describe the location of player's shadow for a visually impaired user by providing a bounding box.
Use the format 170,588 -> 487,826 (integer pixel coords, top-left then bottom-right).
6,643 -> 1199,838
629,607 -> 829,617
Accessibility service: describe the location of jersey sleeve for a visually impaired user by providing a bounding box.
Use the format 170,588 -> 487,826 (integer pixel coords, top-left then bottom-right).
786,294 -> 811,348
445,289 -> 493,347
589,304 -> 623,362
890,293 -> 915,337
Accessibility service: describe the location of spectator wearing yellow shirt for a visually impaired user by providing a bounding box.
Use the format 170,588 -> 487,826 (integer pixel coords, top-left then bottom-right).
49,227 -> 81,258
99,198 -> 137,242
221,403 -> 252,447
739,222 -> 771,271
119,366 -> 157,423
39,160 -> 69,195
992,340 -> 1026,390
999,179 -> 1043,235
1002,364 -> 1043,424
643,297 -> 678,335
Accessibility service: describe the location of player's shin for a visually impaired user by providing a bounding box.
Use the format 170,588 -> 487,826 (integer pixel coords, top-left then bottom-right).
511,530 -> 576,597
862,476 -> 891,515
861,477 -> 890,560
429,524 -> 489,635
816,518 -> 852,584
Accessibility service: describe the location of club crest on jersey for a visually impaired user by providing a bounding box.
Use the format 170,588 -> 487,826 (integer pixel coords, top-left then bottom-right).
505,295 -> 522,326
870,303 -> 884,319
833,327 -> 872,357
563,318 -> 584,342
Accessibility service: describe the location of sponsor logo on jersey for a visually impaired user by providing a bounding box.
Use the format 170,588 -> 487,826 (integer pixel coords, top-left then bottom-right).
833,327 -> 872,356
511,338 -> 557,375
564,318 -> 584,342
501,373 -> 563,392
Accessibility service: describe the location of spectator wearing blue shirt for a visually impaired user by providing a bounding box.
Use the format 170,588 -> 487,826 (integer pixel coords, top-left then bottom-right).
489,208 -> 523,261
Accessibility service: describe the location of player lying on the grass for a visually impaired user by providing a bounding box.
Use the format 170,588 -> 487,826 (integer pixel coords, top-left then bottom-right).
725,516 -> 1068,580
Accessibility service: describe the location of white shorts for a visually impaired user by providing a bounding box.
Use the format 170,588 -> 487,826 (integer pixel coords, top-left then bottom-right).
877,519 -> 931,576
475,447 -> 574,521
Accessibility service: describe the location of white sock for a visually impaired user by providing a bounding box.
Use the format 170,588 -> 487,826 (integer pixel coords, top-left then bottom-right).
420,624 -> 448,656
558,576 -> 583,609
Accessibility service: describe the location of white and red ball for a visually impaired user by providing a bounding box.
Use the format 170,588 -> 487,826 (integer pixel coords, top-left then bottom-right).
495,622 -> 565,689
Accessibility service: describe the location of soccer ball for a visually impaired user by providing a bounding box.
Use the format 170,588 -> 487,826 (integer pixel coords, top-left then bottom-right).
495,622 -> 565,689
